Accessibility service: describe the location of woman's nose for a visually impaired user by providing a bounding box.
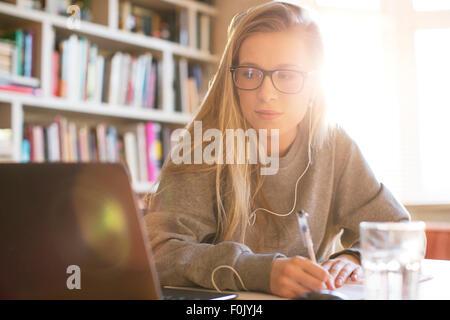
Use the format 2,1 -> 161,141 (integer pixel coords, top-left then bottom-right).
257,75 -> 278,102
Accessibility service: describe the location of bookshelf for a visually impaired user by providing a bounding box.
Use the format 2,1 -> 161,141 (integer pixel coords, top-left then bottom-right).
0,0 -> 219,194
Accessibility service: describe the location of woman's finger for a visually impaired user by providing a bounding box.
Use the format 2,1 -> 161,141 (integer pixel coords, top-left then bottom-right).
350,266 -> 363,282
321,259 -> 334,272
297,268 -> 328,292
295,257 -> 332,284
328,260 -> 345,279
335,263 -> 355,287
282,277 -> 310,298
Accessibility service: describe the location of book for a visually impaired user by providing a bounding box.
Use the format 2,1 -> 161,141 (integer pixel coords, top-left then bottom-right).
79,37 -> 90,101
78,124 -> 90,162
14,29 -> 24,76
126,55 -> 137,106
146,61 -> 157,108
187,77 -> 200,114
178,10 -> 189,46
54,115 -> 69,162
94,55 -> 105,104
108,51 -> 122,105
106,126 -> 118,162
178,58 -> 189,113
58,40 -> 68,98
68,122 -> 78,162
0,40 -> 14,57
96,123 -> 107,162
67,34 -> 80,101
0,83 -> 40,95
85,43 -> 96,101
124,131 -> 139,183
17,0 -> 42,10
46,122 -> 60,162
136,123 -> 148,182
197,14 -> 211,52
88,127 -> 98,162
32,125 -> 44,162
119,0 -> 133,31
21,139 -> 30,162
0,129 -> 12,157
145,122 -> 162,182
51,50 -> 60,96
24,30 -> 34,77
122,53 -> 132,105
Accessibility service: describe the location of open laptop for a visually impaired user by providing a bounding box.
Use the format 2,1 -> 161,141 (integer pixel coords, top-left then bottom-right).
0,162 -> 237,300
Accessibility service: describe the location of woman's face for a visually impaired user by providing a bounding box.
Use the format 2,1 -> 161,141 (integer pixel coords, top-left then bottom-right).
236,26 -> 316,139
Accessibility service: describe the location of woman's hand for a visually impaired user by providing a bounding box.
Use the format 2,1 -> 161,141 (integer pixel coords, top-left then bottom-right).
321,254 -> 362,288
270,256 -> 335,299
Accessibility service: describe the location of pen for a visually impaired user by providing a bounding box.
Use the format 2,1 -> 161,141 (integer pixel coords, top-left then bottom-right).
298,210 -> 317,264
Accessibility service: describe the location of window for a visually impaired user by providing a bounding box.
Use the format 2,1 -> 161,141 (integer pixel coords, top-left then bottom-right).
316,0 -> 380,10
314,0 -> 450,204
413,0 -> 450,11
320,12 -> 402,196
415,29 -> 450,202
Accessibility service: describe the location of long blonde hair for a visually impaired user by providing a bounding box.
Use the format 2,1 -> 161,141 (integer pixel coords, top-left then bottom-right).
147,1 -> 330,245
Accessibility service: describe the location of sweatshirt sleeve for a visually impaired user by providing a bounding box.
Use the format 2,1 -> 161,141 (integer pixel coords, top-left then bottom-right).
331,128 -> 411,258
144,169 -> 284,293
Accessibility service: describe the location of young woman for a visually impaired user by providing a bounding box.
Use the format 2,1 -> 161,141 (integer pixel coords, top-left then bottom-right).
145,1 -> 409,299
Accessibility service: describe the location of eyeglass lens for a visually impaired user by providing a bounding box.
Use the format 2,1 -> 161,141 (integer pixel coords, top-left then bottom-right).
233,67 -> 304,93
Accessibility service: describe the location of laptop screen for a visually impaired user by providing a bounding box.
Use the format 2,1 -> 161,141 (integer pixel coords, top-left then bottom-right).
0,163 -> 161,299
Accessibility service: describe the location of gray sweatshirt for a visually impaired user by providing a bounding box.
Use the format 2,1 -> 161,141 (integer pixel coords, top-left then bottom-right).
144,123 -> 410,294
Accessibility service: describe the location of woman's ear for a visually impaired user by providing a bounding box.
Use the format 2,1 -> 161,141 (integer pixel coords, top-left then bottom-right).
308,90 -> 317,109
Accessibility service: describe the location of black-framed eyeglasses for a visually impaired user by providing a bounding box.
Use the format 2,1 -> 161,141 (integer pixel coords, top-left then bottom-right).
230,66 -> 313,94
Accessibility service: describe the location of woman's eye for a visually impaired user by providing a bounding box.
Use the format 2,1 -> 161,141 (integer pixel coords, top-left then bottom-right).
243,71 -> 254,79
278,72 -> 294,80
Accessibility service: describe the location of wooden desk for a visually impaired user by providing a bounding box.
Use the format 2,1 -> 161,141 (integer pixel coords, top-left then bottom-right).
235,259 -> 450,300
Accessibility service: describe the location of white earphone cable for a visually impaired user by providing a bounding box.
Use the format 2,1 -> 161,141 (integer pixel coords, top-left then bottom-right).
210,99 -> 314,293
211,265 -> 248,292
248,102 -> 313,225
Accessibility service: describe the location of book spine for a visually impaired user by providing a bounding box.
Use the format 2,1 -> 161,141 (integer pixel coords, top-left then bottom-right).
124,131 -> 139,183
67,35 -> 80,102
51,50 -> 60,97
14,29 -> 24,76
179,58 -> 189,113
136,123 -> 148,182
147,60 -> 157,109
78,38 -> 88,101
106,126 -> 118,162
32,125 -> 44,162
59,40 -> 67,98
145,122 -> 155,182
96,123 -> 107,162
0,84 -> 36,95
95,55 -> 105,104
109,52 -> 122,105
24,30 -> 33,77
86,43 -> 98,101
68,122 -> 78,162
21,139 -> 30,162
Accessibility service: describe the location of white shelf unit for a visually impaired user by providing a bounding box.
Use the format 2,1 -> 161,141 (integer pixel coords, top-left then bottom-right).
0,0 -> 219,194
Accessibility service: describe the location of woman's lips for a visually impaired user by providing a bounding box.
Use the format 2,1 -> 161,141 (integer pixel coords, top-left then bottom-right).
255,109 -> 282,120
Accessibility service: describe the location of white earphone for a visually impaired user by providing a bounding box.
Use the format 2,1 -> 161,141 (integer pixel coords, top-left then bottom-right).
248,97 -> 314,225
211,97 -> 315,292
